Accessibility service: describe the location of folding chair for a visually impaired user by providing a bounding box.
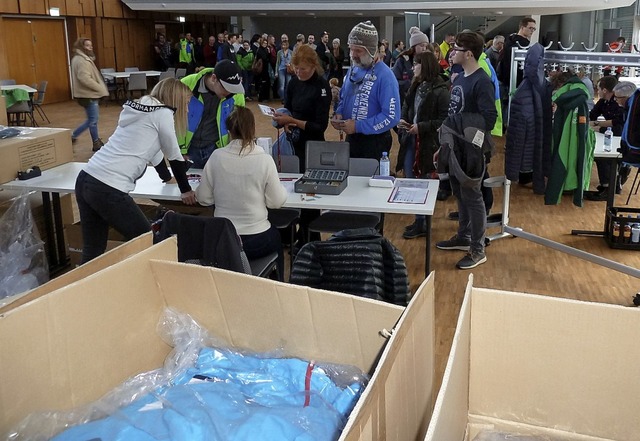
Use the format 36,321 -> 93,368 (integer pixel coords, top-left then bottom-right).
127,73 -> 148,99
32,80 -> 50,123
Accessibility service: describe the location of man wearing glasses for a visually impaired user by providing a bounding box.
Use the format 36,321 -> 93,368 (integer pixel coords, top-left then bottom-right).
331,21 -> 400,160
436,31 -> 497,270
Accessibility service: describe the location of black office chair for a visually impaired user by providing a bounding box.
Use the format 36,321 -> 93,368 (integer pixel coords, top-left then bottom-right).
306,157 -> 383,242
157,212 -> 279,280
268,155 -> 301,275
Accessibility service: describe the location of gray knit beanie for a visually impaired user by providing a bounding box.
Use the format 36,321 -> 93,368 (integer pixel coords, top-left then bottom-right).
409,27 -> 429,48
348,21 -> 378,57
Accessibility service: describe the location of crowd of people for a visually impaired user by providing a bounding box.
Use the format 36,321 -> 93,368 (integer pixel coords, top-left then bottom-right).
71,17 -> 638,276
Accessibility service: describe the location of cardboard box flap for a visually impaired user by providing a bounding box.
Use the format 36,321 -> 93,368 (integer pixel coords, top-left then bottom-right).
342,272 -> 435,441
425,274 -> 473,441
151,260 -> 404,372
469,287 -> 640,440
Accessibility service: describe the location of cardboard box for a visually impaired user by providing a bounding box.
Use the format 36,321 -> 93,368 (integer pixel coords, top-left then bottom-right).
0,232 -> 157,314
0,242 -> 436,440
425,275 -> 640,441
0,96 -> 7,126
0,127 -> 72,184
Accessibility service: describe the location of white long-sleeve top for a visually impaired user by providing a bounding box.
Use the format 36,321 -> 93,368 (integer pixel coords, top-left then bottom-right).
83,96 -> 186,193
196,139 -> 288,235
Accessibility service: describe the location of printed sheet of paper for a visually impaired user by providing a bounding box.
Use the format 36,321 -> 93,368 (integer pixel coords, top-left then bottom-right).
258,104 -> 276,116
388,179 -> 429,204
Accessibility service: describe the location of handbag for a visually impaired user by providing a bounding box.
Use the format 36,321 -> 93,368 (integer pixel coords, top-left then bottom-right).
252,57 -> 263,74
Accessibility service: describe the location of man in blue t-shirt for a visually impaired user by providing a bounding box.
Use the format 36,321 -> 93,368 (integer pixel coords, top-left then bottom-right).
436,31 -> 497,270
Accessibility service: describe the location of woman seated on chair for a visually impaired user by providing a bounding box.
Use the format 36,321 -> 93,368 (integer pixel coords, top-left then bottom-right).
196,106 -> 288,280
75,78 -> 197,264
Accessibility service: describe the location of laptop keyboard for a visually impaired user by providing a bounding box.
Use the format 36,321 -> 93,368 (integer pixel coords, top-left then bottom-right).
303,169 -> 347,181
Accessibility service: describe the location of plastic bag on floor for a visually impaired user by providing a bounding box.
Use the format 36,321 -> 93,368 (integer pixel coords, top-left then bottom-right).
0,191 -> 49,299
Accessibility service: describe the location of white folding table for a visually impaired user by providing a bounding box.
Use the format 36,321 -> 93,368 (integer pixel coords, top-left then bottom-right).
0,162 -> 439,276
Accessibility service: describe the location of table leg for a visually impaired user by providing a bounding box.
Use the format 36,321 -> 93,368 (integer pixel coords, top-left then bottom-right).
41,191 -> 70,275
425,215 -> 432,276
41,192 -> 58,267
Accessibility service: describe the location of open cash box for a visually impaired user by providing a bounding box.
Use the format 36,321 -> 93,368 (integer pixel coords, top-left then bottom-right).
295,141 -> 350,195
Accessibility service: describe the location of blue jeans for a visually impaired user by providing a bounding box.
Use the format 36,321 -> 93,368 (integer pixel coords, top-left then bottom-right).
242,70 -> 253,96
188,144 -> 216,169
277,69 -> 291,100
73,99 -> 100,141
450,174 -> 486,254
241,225 -> 284,281
75,171 -> 151,263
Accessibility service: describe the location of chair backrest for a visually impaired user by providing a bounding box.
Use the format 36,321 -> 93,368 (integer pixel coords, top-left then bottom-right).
280,155 -> 300,173
100,68 -> 115,73
0,79 -> 17,86
175,68 -> 187,79
158,71 -> 174,82
165,67 -> 176,76
100,68 -> 116,85
349,157 -> 379,176
124,67 -> 139,72
33,81 -> 47,105
128,73 -> 147,91
7,100 -> 31,113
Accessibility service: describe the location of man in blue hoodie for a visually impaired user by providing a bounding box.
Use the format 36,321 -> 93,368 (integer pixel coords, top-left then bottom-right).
332,21 -> 400,160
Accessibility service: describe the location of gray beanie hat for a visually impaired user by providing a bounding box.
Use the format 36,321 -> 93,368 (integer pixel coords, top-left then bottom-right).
348,20 -> 378,57
409,26 -> 429,48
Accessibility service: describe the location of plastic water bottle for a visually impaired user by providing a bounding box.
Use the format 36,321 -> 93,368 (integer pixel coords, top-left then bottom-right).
604,127 -> 613,152
380,152 -> 390,177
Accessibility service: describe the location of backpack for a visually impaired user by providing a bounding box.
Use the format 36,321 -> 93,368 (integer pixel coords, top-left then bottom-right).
621,89 -> 640,165
252,57 -> 263,74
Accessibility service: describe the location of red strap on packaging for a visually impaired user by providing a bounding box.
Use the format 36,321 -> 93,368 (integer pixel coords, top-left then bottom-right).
304,360 -> 316,407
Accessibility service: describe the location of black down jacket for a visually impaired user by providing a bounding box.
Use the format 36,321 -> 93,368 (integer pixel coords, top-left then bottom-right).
290,228 -> 409,305
504,42 -> 553,194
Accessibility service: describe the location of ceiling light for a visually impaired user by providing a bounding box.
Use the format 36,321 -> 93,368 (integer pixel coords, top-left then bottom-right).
49,7 -> 60,16
178,16 -> 185,22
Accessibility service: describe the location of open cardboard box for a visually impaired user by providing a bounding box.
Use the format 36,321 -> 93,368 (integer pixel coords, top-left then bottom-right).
0,238 -> 436,440
425,275 -> 640,441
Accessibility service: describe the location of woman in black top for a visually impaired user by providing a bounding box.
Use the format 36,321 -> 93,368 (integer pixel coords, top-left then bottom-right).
272,44 -> 331,171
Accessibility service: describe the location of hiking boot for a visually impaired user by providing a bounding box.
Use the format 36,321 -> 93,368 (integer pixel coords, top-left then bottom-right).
403,221 -> 427,239
404,220 -> 421,232
584,189 -> 608,201
456,251 -> 487,270
436,235 -> 470,251
92,138 -> 104,152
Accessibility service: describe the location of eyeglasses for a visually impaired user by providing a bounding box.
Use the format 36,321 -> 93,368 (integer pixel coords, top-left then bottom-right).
527,26 -> 537,31
614,95 -> 625,100
453,45 -> 469,53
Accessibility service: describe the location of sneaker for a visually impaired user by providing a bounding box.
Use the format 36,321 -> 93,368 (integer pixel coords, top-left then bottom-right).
584,189 -> 608,201
403,222 -> 427,239
436,235 -> 470,251
456,251 -> 487,270
404,220 -> 418,232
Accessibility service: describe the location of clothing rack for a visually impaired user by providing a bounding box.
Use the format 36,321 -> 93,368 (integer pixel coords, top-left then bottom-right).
496,46 -> 640,279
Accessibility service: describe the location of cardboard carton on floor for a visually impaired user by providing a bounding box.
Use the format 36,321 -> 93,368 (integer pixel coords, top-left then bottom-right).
0,127 -> 72,184
0,232 -> 158,314
0,240 -> 436,441
425,275 -> 640,441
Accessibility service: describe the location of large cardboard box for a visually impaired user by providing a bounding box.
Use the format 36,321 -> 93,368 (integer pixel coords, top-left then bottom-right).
0,241 -> 436,440
425,275 -> 640,441
0,232 -> 157,314
0,127 -> 72,184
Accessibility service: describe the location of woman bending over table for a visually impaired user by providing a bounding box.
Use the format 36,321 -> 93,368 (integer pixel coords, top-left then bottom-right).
75,78 -> 197,263
196,106 -> 288,280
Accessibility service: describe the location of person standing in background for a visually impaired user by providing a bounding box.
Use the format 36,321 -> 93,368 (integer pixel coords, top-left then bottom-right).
178,32 -> 195,73
484,35 -> 504,70
70,38 -> 109,152
332,21 -> 400,160
203,35 -> 217,68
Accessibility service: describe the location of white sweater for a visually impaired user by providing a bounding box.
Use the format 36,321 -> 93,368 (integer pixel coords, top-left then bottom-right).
83,96 -> 185,193
196,139 -> 288,235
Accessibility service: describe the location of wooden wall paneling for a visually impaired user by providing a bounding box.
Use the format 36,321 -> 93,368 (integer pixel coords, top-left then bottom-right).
130,19 -> 154,69
4,18 -> 37,86
100,0 -> 122,18
18,0 -> 46,14
49,0 -> 67,16
98,18 -> 117,69
0,0 -> 20,13
32,18 -> 71,103
0,19 -> 10,79
64,0 -> 84,17
79,0 -> 95,17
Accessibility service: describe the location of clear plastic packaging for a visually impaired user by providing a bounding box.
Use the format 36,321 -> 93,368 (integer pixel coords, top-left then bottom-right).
472,430 -> 560,441
8,308 -> 369,441
0,191 -> 49,300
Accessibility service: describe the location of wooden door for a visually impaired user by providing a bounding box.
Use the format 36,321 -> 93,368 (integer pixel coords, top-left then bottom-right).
32,19 -> 70,103
4,18 -> 70,104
